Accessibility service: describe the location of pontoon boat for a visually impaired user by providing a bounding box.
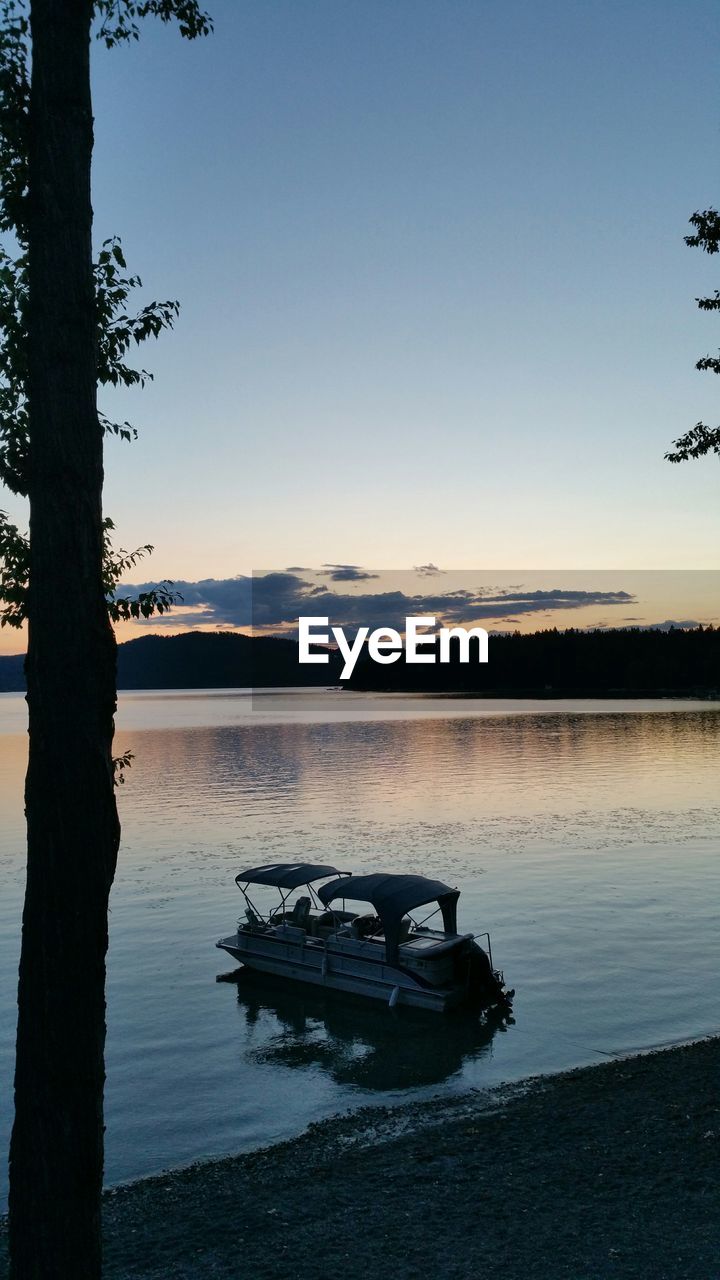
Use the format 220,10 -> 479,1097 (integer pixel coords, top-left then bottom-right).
216,863 -> 512,1013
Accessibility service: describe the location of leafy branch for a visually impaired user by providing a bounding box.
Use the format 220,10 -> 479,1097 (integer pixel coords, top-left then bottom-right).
95,0 -> 213,48
0,512 -> 182,629
112,748 -> 135,786
96,237 -> 180,393
102,518 -> 181,622
666,209 -> 720,464
0,504 -> 26,626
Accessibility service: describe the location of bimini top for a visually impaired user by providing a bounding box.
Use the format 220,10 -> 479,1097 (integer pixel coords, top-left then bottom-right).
235,862 -> 346,891
318,873 -> 460,965
318,873 -> 458,917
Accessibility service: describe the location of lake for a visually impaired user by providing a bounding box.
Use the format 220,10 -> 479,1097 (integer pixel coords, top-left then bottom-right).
1,689 -> 719,1204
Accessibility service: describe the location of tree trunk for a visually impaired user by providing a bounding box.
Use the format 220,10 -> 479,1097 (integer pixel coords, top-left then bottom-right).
8,2 -> 120,1276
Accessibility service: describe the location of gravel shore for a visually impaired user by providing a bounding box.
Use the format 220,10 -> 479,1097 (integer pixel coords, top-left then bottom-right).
2,1035 -> 719,1279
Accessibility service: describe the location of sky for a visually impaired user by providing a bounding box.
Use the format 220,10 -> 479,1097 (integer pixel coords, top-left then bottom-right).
2,0 -> 720,653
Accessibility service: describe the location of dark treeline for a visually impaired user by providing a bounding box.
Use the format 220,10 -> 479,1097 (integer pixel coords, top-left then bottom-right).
0,626 -> 718,695
349,626 -> 720,695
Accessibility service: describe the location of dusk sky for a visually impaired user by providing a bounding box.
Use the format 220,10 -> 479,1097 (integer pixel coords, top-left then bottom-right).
2,0 -> 720,652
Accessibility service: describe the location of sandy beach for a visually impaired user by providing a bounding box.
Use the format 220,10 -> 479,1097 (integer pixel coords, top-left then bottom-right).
5,1034 -> 717,1279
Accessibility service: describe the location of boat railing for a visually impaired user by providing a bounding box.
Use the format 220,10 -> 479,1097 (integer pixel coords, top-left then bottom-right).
473,930 -> 494,969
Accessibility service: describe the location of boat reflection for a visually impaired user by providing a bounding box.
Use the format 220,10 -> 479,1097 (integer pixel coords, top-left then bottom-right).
224,968 -> 514,1092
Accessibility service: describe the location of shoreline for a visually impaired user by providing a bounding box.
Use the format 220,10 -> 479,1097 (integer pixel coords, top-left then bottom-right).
4,1033 -> 715,1278
3,685 -> 720,700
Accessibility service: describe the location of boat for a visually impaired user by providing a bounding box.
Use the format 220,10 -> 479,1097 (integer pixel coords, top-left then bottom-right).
216,862 -> 513,1013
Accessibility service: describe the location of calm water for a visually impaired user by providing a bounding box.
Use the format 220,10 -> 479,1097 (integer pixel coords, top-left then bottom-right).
1,689 -> 720,1203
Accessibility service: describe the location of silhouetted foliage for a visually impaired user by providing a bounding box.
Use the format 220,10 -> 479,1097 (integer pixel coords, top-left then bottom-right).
95,0 -> 212,47
666,210 -> 720,463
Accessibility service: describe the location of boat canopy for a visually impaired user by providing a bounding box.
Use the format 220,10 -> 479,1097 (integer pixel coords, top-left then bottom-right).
235,862 -> 346,891
318,873 -> 460,966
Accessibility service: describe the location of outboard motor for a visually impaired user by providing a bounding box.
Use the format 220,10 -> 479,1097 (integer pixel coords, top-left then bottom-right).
467,940 -> 513,1008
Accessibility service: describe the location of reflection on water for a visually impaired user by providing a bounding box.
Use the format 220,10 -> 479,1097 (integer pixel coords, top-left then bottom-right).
1,690 -> 719,1202
228,968 -> 513,1091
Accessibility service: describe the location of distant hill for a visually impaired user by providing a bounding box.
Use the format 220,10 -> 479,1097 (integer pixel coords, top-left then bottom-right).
0,632 -> 343,693
115,632 -> 344,689
0,653 -> 25,693
1,626 -> 718,696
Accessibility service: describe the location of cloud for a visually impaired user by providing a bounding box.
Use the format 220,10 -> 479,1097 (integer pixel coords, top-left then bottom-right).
118,574 -> 253,629
414,563 -> 444,576
320,564 -> 380,582
118,573 -> 636,634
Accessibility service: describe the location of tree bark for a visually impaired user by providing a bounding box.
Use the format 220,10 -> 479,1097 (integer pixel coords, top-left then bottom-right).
8,3 -> 120,1276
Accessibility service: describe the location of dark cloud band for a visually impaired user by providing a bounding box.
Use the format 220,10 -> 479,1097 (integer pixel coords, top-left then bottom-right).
118,572 -> 635,632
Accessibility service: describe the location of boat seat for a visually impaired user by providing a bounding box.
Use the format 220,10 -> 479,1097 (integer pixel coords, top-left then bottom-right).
352,916 -> 412,944
350,914 -> 382,940
308,910 -> 334,937
291,896 -> 311,928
